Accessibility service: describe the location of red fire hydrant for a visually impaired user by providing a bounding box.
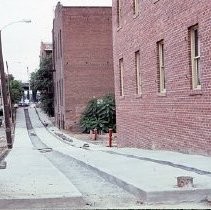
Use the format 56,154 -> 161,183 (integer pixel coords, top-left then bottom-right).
93,128 -> 97,140
108,128 -> 113,147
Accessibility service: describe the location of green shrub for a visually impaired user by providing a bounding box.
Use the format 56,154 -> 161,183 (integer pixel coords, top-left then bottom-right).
80,94 -> 116,133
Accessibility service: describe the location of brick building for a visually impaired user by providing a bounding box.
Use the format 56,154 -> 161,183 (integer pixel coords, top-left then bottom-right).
40,42 -> 52,61
53,3 -> 114,130
112,0 -> 211,154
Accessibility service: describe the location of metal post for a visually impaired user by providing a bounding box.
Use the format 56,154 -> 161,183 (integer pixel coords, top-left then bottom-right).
0,31 -> 12,149
27,67 -> 31,101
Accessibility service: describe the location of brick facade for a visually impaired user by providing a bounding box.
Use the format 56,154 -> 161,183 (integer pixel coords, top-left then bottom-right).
53,3 -> 114,130
112,0 -> 211,155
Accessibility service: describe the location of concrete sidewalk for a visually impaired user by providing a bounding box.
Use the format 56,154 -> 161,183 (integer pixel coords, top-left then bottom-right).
0,108 -> 83,209
36,107 -> 211,175
31,107 -> 211,204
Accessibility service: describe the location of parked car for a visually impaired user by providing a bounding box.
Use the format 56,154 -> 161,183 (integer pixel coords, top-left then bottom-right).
14,104 -> 18,108
24,99 -> 30,106
18,100 -> 30,107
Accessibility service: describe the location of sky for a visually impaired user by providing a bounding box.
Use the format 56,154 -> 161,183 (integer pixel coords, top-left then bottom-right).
0,0 -> 112,82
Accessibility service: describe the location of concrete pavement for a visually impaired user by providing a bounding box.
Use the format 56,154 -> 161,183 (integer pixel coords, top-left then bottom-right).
35,107 -> 211,174
30,107 -> 211,205
0,108 -> 84,209
0,126 -> 8,161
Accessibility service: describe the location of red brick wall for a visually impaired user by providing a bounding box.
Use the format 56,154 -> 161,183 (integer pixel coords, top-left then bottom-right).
53,3 -> 64,129
112,0 -> 211,155
53,4 -> 114,130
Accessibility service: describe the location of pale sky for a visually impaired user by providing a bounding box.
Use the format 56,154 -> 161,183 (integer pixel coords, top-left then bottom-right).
0,0 -> 112,82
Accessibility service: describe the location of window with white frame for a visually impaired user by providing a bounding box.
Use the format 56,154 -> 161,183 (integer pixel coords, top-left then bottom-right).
133,0 -> 139,15
158,40 -> 166,93
135,51 -> 141,94
117,0 -> 121,27
59,30 -> 62,57
119,58 -> 124,96
190,25 -> 201,90
58,33 -> 60,59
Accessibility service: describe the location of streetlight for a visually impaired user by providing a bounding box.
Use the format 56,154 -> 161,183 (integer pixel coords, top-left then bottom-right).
0,19 -> 31,149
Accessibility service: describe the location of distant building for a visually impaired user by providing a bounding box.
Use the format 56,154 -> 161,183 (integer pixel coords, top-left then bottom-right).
53,3 -> 114,130
0,85 -> 3,109
0,80 -> 5,112
112,0 -> 211,154
40,42 -> 52,61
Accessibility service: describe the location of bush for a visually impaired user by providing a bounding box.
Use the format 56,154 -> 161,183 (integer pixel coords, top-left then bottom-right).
80,94 -> 116,133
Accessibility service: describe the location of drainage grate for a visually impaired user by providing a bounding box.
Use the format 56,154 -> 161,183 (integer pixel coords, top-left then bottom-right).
37,148 -> 53,153
55,132 -> 73,142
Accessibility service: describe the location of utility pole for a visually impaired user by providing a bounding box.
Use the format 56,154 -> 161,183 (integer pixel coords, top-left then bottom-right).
0,31 -> 12,149
6,61 -> 13,123
0,19 -> 31,149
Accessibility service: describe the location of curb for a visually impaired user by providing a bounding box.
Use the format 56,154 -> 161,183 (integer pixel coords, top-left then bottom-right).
55,150 -> 211,204
0,196 -> 85,209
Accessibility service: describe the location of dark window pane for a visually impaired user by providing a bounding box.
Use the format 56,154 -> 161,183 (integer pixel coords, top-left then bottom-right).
194,29 -> 199,57
196,59 -> 200,85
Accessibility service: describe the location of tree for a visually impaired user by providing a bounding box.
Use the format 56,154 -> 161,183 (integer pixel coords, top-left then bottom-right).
80,94 -> 116,133
30,55 -> 54,117
9,79 -> 23,104
30,71 -> 38,102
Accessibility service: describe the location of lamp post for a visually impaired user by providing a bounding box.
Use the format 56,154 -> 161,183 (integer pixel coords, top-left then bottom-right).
0,19 -> 31,149
27,66 -> 31,102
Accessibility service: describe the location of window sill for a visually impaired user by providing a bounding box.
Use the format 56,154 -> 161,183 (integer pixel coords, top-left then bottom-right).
135,94 -> 142,99
153,0 -> 160,4
119,95 -> 125,100
189,89 -> 203,96
133,13 -> 139,19
117,26 -> 122,32
157,92 -> 167,97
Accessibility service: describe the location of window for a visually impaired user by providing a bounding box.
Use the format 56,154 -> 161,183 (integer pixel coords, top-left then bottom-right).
135,51 -> 141,94
153,0 -> 160,3
190,25 -> 201,89
61,79 -> 63,106
58,33 -> 60,59
157,40 -> 166,93
59,79 -> 62,106
117,0 -> 121,27
59,30 -> 62,57
54,82 -> 57,106
54,39 -> 57,60
119,58 -> 124,96
133,0 -> 139,15
57,81 -> 59,105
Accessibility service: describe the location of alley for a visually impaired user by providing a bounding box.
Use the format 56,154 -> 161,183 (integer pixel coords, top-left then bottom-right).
0,107 -> 210,209
0,108 -> 141,209
1,1 -> 211,209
